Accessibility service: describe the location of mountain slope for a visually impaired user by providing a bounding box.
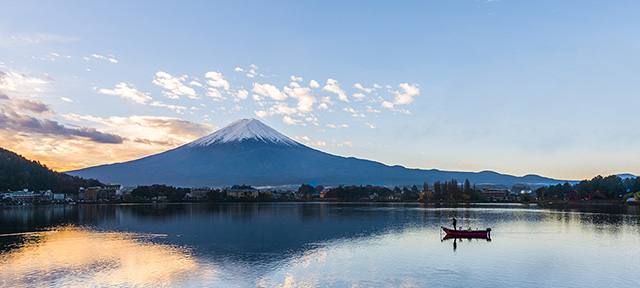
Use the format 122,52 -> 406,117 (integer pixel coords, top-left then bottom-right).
67,118 -> 560,187
0,147 -> 102,193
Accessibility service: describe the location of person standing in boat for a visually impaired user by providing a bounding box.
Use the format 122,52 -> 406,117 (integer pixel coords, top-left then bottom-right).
452,217 -> 457,230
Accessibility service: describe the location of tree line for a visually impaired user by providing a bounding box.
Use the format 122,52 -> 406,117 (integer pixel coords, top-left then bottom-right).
536,175 -> 640,200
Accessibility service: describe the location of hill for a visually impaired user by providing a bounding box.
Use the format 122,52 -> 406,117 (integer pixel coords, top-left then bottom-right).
0,147 -> 102,194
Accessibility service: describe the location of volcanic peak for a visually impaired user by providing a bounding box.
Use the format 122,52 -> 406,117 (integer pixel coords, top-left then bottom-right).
187,118 -> 300,147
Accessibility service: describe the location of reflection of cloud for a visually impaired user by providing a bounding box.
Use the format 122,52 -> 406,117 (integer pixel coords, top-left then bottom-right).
0,226 -> 201,287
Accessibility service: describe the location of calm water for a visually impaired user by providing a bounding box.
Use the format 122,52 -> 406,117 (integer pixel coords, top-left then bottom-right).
1,203 -> 639,287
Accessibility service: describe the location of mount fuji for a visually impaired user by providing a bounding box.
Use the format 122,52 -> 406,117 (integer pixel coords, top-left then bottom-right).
67,118 -> 559,187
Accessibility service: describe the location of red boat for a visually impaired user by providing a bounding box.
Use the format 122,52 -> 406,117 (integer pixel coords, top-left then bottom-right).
441,226 -> 491,239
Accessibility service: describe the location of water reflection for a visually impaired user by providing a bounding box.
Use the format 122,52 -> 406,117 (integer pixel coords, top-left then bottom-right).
0,225 -> 202,287
0,203 -> 639,287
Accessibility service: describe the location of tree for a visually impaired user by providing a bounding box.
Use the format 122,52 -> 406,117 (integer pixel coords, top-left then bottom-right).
464,179 -> 471,194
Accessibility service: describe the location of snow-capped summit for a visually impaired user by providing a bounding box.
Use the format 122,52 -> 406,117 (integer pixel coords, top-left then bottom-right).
187,118 -> 300,147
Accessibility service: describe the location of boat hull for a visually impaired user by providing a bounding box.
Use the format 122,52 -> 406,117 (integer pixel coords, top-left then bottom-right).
441,226 -> 490,238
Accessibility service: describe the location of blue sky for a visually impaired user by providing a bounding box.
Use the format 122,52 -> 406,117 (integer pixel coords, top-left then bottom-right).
1,1 -> 639,180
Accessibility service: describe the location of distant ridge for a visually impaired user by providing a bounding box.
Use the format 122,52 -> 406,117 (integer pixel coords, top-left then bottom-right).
68,118 -> 561,187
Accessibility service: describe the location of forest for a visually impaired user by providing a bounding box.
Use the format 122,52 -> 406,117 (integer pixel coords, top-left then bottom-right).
0,148 -> 102,194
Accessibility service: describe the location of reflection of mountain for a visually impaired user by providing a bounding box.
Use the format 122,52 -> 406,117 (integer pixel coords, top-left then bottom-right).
68,118 -> 560,187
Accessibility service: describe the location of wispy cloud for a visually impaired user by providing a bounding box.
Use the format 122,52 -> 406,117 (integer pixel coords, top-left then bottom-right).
150,101 -> 187,113
0,33 -> 78,48
98,83 -> 152,104
0,70 -> 48,93
90,53 -> 118,63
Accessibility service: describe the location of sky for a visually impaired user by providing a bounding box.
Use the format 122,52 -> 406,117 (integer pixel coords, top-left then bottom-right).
1,1 -> 639,181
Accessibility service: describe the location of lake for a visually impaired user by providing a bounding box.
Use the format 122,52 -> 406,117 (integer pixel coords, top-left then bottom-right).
1,202 -> 639,287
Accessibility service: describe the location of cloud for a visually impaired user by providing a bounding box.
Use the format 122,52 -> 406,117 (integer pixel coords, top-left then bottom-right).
268,102 -> 297,115
99,83 -> 152,104
0,70 -> 48,93
14,98 -> 53,114
318,103 -> 328,110
152,71 -> 197,99
91,53 -> 118,63
235,89 -> 249,100
254,110 -> 268,118
353,93 -> 365,101
0,33 -> 78,48
13,114 -> 216,171
323,79 -> 348,102
326,124 -> 348,129
365,106 -> 381,113
64,114 -> 214,143
234,67 -> 244,72
381,101 -> 394,109
283,85 -> 316,113
282,116 -> 302,125
60,97 -> 73,103
42,73 -> 54,81
366,122 -> 376,129
206,88 -> 223,99
291,75 -> 303,82
150,101 -> 187,113
0,93 -> 8,100
309,80 -> 320,88
393,83 -> 419,105
0,106 -> 123,144
354,83 -> 373,93
342,107 -> 365,118
294,136 -> 326,147
189,80 -> 203,88
204,71 -> 230,90
254,102 -> 298,118
252,83 -> 287,100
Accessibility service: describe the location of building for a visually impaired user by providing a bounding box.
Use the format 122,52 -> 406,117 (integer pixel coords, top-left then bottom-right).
482,189 -> 508,200
189,187 -> 214,200
227,188 -> 259,198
